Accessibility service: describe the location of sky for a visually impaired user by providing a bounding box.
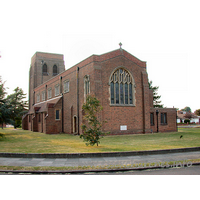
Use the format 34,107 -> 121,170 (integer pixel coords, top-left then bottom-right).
0,0 -> 200,112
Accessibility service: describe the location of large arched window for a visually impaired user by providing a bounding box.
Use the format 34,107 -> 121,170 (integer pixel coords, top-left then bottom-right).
109,68 -> 135,106
42,64 -> 48,75
53,65 -> 58,76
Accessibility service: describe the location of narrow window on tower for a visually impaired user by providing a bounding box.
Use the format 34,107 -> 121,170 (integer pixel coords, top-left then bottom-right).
43,63 -> 48,75
53,65 -> 58,76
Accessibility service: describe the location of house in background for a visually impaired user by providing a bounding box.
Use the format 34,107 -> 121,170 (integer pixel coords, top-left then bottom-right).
177,110 -> 200,124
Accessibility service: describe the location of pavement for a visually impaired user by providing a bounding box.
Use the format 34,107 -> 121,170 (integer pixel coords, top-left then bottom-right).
178,125 -> 200,128
0,151 -> 200,168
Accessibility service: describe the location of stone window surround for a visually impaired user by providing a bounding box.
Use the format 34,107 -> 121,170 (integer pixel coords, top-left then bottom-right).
109,66 -> 136,107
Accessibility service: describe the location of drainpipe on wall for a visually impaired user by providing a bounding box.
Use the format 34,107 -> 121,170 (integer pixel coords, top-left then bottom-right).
77,67 -> 80,135
45,85 -> 47,101
41,112 -> 43,133
33,91 -> 35,106
156,110 -> 159,133
41,60 -> 44,84
60,76 -> 64,133
61,92 -> 64,133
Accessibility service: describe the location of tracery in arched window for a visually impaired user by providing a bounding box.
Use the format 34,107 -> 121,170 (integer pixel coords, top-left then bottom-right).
110,68 -> 135,105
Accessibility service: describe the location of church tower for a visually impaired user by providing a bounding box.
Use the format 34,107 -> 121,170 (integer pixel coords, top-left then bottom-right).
29,52 -> 65,108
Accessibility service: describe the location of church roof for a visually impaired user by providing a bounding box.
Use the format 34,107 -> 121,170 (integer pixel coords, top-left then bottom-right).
70,48 -> 146,69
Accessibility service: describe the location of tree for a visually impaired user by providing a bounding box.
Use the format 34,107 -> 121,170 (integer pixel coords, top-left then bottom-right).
0,102 -> 11,129
0,76 -> 7,102
181,106 -> 191,113
6,87 -> 28,128
184,112 -> 193,120
194,109 -> 200,116
148,80 -> 163,108
80,95 -> 109,146
0,76 -> 10,128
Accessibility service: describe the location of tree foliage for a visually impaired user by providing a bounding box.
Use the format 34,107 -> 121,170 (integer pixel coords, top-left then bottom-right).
6,87 -> 28,128
184,112 -> 193,119
148,80 -> 163,108
0,77 -> 28,129
0,76 -> 7,102
181,106 -> 192,113
195,109 -> 200,116
0,76 -> 10,128
80,95 -> 108,146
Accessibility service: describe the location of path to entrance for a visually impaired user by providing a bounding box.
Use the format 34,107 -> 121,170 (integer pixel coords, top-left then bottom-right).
0,151 -> 200,167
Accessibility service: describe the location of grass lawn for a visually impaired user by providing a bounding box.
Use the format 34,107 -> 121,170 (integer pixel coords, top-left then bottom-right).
0,127 -> 200,153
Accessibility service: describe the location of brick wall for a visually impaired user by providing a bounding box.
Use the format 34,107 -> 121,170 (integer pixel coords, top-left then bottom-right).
24,49 -> 177,135
92,52 -> 149,134
150,108 -> 177,133
29,52 -> 65,108
45,99 -> 62,134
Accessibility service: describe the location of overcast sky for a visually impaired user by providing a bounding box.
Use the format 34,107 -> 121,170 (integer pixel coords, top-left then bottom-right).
0,0 -> 199,112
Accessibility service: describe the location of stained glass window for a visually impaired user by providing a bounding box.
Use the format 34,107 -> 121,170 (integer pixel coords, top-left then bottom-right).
109,68 -> 135,105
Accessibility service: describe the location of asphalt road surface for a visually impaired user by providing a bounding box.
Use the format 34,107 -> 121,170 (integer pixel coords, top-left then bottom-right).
1,151 -> 200,167
94,165 -> 200,175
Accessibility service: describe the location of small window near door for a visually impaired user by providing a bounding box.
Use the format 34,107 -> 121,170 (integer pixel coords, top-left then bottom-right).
150,113 -> 154,126
56,110 -> 60,120
161,113 -> 167,125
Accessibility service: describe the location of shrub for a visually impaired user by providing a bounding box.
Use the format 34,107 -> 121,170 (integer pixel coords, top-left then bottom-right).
0,133 -> 5,140
184,119 -> 190,124
80,95 -> 109,146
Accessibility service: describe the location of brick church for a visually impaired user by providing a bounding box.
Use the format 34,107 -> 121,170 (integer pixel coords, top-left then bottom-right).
22,46 -> 177,134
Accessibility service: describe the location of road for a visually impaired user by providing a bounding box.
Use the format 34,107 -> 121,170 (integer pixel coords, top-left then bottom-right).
93,165 -> 200,175
0,151 -> 200,168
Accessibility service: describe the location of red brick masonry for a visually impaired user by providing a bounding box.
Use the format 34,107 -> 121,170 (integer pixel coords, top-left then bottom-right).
22,49 -> 177,134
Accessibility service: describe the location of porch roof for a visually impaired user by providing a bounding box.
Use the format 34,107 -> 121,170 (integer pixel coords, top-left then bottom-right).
27,96 -> 62,114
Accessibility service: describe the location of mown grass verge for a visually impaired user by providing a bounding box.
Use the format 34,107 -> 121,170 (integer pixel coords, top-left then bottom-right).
0,127 -> 200,153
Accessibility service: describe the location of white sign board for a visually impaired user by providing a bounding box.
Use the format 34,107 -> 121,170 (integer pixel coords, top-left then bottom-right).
120,125 -> 127,131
